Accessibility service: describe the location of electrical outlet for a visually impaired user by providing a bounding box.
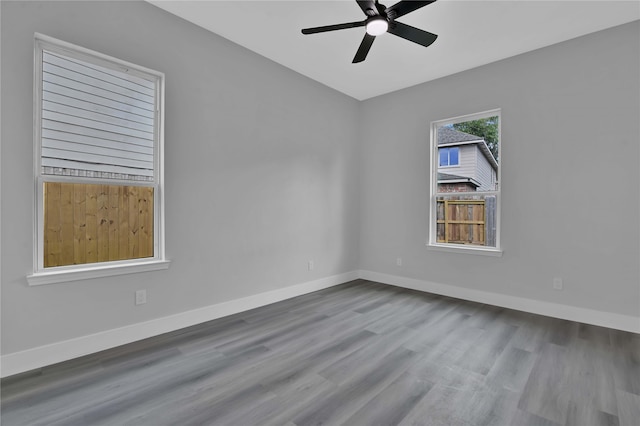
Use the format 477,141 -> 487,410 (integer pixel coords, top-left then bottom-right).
308,260 -> 314,271
552,278 -> 563,291
135,289 -> 147,305
396,257 -> 403,266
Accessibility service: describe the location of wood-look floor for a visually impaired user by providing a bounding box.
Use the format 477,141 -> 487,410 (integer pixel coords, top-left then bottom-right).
2,280 -> 639,426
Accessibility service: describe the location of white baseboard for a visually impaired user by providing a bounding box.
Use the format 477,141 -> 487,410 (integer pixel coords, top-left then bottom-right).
359,270 -> 640,334
0,271 -> 359,378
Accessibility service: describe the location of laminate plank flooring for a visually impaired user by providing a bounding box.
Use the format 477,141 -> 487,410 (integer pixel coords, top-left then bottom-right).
2,279 -> 639,426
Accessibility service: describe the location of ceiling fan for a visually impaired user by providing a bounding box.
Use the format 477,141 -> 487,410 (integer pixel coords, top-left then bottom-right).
301,0 -> 438,63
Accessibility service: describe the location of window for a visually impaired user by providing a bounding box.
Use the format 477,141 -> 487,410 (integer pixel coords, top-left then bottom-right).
29,34 -> 168,285
439,147 -> 459,167
429,110 -> 501,254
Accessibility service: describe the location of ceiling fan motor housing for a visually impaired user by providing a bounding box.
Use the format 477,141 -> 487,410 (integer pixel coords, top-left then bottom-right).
366,16 -> 389,36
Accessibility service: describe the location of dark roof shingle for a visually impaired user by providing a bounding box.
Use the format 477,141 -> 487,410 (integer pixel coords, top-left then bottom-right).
437,127 -> 484,145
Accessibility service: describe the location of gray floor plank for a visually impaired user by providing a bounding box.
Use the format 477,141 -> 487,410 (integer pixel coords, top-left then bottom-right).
565,401 -> 620,426
565,337 -> 618,417
456,320 -> 518,375
343,371 -> 435,425
293,346 -> 419,425
510,409 -> 564,426
485,346 -> 537,393
609,330 -> 640,396
509,314 -> 556,354
615,389 -> 640,426
226,373 -> 338,425
2,280 -> 638,426
317,326 -> 417,386
518,342 -> 572,425
397,382 -> 470,426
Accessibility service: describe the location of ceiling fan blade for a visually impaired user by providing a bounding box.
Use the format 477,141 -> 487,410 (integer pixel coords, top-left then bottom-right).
356,0 -> 379,16
353,33 -> 376,63
388,21 -> 438,48
302,20 -> 366,35
385,1 -> 437,19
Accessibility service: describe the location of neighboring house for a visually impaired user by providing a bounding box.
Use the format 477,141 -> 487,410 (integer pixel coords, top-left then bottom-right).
437,127 -> 498,192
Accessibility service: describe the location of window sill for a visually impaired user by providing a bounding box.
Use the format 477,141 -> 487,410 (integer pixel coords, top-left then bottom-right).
27,259 -> 171,286
427,243 -> 503,257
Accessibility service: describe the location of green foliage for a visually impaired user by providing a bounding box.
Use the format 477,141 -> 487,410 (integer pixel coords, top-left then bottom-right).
453,116 -> 499,161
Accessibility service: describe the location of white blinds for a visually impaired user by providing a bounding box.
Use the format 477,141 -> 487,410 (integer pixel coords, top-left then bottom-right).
41,51 -> 156,181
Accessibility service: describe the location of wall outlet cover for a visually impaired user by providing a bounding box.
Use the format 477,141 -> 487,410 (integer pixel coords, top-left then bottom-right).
553,278 -> 563,291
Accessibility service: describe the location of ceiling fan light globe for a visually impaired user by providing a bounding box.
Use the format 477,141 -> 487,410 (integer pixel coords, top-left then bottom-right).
366,18 -> 388,36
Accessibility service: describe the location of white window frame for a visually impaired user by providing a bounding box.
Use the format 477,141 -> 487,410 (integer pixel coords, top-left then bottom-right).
28,34 -> 169,285
428,109 -> 502,256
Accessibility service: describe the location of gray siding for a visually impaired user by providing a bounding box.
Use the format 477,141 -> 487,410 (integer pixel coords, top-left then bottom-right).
438,144 -> 476,182
438,144 -> 496,191
475,145 -> 497,191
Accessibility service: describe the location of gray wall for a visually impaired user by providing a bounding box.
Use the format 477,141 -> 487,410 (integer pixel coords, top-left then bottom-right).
0,1 -> 361,354
359,21 -> 640,317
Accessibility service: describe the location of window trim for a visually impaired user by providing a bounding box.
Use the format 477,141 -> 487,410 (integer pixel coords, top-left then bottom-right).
428,109 -> 502,255
30,33 -> 168,285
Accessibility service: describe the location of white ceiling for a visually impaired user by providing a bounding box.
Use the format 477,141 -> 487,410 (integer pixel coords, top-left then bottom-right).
148,0 -> 640,100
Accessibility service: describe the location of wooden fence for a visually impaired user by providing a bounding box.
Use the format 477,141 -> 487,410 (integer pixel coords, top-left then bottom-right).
44,182 -> 154,268
436,196 -> 496,246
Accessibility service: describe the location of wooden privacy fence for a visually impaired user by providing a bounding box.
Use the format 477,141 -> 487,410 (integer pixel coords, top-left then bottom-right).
437,196 -> 496,246
44,182 -> 154,267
